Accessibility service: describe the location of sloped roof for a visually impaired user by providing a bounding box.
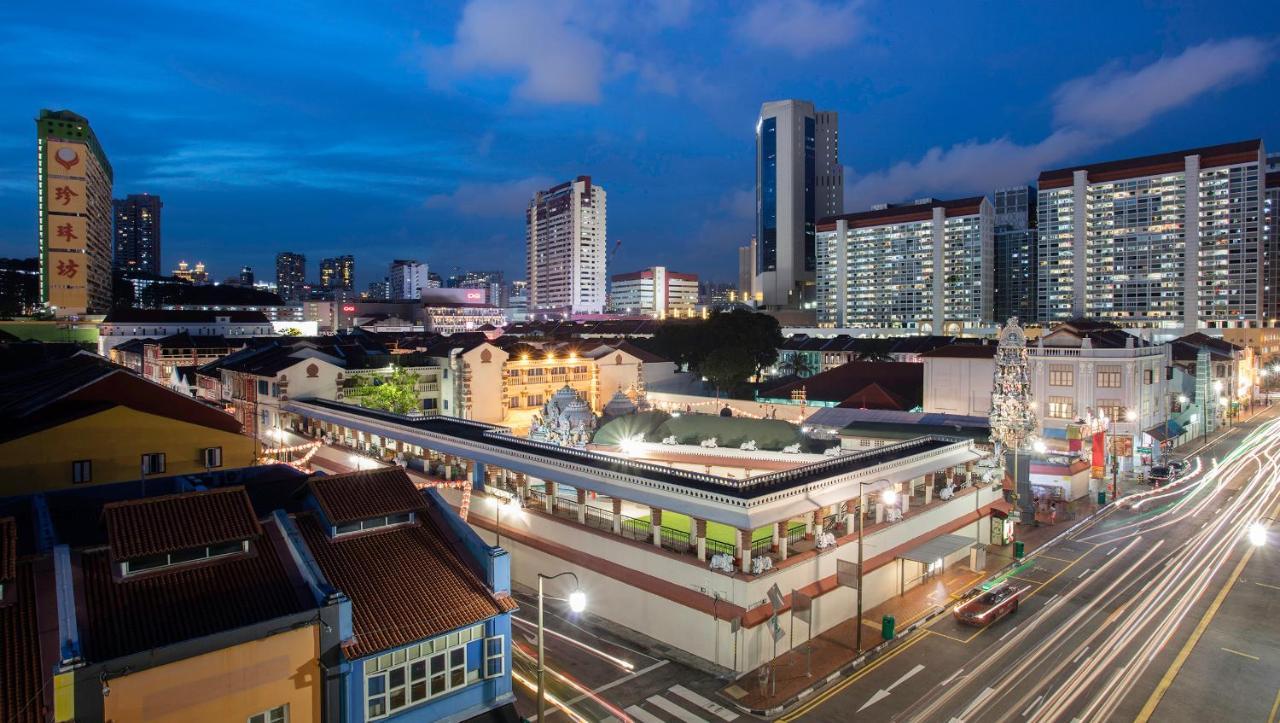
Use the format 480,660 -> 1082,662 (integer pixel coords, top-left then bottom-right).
0,517 -> 14,585
308,468 -> 426,525
147,331 -> 239,350
761,361 -> 923,407
919,343 -> 998,359
0,562 -> 43,723
103,309 -> 271,324
103,487 -> 262,561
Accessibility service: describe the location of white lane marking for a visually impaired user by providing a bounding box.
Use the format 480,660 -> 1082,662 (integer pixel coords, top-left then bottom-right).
858,664 -> 926,711
1022,694 -> 1044,717
1106,547 -> 1118,556
940,668 -> 964,687
669,684 -> 738,721
565,660 -> 669,706
648,694 -> 710,722
1077,568 -> 1092,579
957,687 -> 995,721
625,705 -> 666,723
889,664 -> 926,691
1073,645 -> 1090,663
998,625 -> 1020,642
1044,594 -> 1060,605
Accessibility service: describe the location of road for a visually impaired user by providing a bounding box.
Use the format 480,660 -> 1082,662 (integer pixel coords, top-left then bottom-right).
783,408 -> 1280,723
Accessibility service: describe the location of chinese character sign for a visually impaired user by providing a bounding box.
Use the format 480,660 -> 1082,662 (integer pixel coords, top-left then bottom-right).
45,141 -> 88,179
46,178 -> 87,214
49,216 -> 87,251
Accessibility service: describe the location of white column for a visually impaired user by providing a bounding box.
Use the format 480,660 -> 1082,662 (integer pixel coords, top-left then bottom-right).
932,206 -> 946,330
738,528 -> 752,573
1184,154 -> 1201,330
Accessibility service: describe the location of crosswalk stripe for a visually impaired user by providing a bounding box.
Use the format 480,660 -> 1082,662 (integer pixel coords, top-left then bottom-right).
649,694 -> 711,722
669,684 -> 738,720
625,705 -> 667,723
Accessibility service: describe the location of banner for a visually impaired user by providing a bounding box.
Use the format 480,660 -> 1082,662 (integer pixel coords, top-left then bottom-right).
47,216 -> 87,251
1091,431 -> 1105,478
46,178 -> 87,214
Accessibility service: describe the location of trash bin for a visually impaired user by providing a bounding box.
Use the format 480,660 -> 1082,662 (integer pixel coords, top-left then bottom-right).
881,614 -> 895,641
1097,490 -> 1106,505
1013,540 -> 1025,559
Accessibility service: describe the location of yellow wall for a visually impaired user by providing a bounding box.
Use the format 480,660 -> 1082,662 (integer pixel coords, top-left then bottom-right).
0,405 -> 255,494
102,624 -> 320,723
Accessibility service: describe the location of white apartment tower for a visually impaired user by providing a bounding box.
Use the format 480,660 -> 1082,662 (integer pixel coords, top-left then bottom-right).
388,259 -> 429,300
526,176 -> 607,316
756,100 -> 842,309
1037,140 -> 1266,330
816,197 -> 994,331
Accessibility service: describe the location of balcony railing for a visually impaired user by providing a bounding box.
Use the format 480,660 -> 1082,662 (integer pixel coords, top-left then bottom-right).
619,514 -> 652,543
750,536 -> 772,559
659,526 -> 691,554
706,538 -> 735,557
584,504 -> 614,532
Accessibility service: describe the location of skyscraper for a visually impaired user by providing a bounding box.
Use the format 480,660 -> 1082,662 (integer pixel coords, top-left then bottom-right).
320,255 -> 355,290
1264,154 -> 1279,323
389,259 -> 429,300
1037,140 -> 1265,329
38,109 -> 113,315
112,193 -> 162,275
609,267 -> 699,316
275,251 -> 306,301
526,176 -> 607,315
992,186 -> 1037,324
756,100 -> 842,309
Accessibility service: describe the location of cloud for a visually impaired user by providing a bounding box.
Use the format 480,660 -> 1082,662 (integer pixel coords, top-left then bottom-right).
424,176 -> 555,217
720,187 -> 755,220
845,37 -> 1273,209
735,1 -> 863,57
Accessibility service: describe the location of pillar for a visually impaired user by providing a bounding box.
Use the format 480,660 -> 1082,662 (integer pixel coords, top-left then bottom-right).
771,521 -> 781,552
814,506 -> 827,536
876,497 -> 885,524
924,478 -> 933,505
899,484 -> 909,514
612,497 -> 623,535
650,508 -> 662,547
544,481 -> 556,514
695,518 -> 708,561
804,511 -> 816,540
738,528 -> 752,573
577,488 -> 587,524
470,460 -> 485,492
776,521 -> 789,560
846,499 -> 858,536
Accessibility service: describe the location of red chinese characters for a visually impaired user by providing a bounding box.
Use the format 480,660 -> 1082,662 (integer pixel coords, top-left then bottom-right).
54,185 -> 80,206
56,259 -> 80,279
56,223 -> 79,242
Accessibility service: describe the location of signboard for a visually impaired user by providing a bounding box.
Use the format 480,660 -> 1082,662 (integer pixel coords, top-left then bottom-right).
48,216 -> 87,251
836,559 -> 860,589
1137,446 -> 1152,455
767,583 -> 784,612
792,590 -> 812,624
48,282 -> 87,310
769,615 -> 786,642
46,141 -> 87,178
729,616 -> 741,634
48,252 -> 87,285
46,178 -> 87,214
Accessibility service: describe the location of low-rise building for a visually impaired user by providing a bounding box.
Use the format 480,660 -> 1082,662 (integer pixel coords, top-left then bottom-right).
920,343 -> 999,416
100,309 -> 274,356
609,266 -> 699,316
141,332 -> 247,387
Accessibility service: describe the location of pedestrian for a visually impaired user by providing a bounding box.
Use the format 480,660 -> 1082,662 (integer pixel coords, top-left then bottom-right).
1050,501 -> 1058,524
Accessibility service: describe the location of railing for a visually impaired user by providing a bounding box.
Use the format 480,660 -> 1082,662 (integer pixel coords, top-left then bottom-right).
619,514 -> 652,542
822,514 -> 843,535
527,488 -> 546,506
584,504 -> 614,532
786,523 -> 807,546
551,497 -> 579,520
659,526 -> 691,554
750,536 -> 773,559
706,538 -> 735,557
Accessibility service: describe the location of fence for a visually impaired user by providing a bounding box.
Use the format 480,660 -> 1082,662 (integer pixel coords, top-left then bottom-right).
527,488 -> 547,506
659,526 -> 691,554
786,523 -> 807,546
552,497 -> 579,521
620,514 -> 652,542
750,536 -> 773,559
705,538 -> 736,557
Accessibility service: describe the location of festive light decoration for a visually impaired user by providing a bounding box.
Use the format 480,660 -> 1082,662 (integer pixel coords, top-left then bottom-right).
988,317 -> 1038,456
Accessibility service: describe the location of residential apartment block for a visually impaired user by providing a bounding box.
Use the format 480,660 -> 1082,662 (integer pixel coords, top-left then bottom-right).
526,176 -> 607,315
993,186 -> 1037,323
609,266 -> 699,316
816,197 -> 994,331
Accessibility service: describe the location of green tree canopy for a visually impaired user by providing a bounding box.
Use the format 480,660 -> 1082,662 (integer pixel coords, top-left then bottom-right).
700,347 -> 757,397
353,367 -> 420,415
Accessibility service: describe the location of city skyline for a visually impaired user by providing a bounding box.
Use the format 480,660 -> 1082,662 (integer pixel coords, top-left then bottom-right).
0,3 -> 1277,289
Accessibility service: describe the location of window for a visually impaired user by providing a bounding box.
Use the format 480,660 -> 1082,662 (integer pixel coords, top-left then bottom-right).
365,625 -> 484,719
1097,400 -> 1123,421
1048,366 -> 1074,387
334,512 -> 414,536
141,452 -> 166,475
484,635 -> 505,678
1048,396 -> 1074,419
509,397 -> 520,408
258,380 -> 269,395
72,459 -> 92,484
248,704 -> 288,723
203,447 -> 223,468
1096,366 -> 1121,388
1144,369 -> 1154,384
123,540 -> 249,575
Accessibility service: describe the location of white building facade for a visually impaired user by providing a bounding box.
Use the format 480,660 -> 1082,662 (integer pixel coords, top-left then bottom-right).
609,266 -> 699,316
388,259 -> 429,300
526,176 -> 607,316
816,197 -> 994,332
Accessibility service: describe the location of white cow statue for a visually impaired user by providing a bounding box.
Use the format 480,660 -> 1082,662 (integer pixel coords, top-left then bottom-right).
662,435 -> 678,445
709,552 -> 736,574
739,440 -> 758,451
701,437 -> 719,449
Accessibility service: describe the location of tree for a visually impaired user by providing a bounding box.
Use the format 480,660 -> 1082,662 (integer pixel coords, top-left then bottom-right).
354,368 -> 420,415
700,348 -> 757,398
703,309 -> 783,378
777,353 -> 815,379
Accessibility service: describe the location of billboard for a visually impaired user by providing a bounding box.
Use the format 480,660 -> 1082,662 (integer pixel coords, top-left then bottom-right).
46,141 -> 88,179
48,216 -> 87,251
422,287 -> 488,305
46,178 -> 87,214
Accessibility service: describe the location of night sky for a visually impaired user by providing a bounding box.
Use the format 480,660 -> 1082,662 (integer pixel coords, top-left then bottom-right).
1,1 -> 1277,289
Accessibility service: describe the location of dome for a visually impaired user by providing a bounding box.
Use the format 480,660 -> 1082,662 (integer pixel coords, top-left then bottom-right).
602,389 -> 637,419
561,396 -> 595,428
552,384 -> 578,406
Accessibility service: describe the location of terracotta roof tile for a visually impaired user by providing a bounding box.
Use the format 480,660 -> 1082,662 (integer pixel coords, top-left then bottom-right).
104,487 -> 262,562
297,512 -> 507,659
0,517 -> 14,584
309,468 -> 427,525
0,561 -> 43,723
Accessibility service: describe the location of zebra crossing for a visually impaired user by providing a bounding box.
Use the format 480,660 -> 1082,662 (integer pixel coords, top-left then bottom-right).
612,683 -> 740,723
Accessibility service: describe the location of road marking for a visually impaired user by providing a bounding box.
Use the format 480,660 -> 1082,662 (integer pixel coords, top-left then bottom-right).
857,663 -> 926,711
565,660 -> 669,705
1044,594 -> 1060,605
1267,684 -> 1280,723
1202,521 -> 1209,528
1022,694 -> 1044,717
957,687 -> 995,721
1077,568 -> 1092,579
649,694 -> 710,722
1221,647 -> 1260,661
669,684 -> 738,721
940,668 -> 964,687
625,705 -> 666,723
778,632 -> 926,721
1106,547 -> 1118,556
998,625 -> 1019,642
1073,646 -> 1090,663
1256,581 -> 1280,591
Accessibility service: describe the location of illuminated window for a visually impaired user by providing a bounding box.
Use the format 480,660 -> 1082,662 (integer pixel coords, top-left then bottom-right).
1048,396 -> 1074,419
1048,366 -> 1074,387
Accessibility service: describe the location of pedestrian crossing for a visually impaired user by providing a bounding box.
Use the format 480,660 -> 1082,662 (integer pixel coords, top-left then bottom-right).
614,683 -> 739,723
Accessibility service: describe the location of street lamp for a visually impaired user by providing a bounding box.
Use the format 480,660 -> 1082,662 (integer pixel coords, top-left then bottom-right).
1249,522 -> 1268,547
1033,438 -> 1047,454
537,572 -> 585,722
491,494 -> 522,547
856,482 -> 897,654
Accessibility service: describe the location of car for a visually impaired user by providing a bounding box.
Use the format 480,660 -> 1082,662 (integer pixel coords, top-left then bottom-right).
1148,466 -> 1171,486
954,583 -> 1020,626
1168,459 -> 1188,476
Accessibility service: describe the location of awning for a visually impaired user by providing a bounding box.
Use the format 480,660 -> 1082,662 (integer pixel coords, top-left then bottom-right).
898,533 -> 976,564
1145,419 -> 1183,443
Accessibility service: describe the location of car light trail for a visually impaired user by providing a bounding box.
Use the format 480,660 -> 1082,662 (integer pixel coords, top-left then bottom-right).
511,614 -> 637,671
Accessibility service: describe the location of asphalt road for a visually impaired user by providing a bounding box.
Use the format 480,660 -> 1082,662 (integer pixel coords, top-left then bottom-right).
782,407 -> 1280,723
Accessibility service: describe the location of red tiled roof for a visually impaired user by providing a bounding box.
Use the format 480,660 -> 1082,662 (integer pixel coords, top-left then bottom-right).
761,361 -> 923,407
0,562 -> 43,723
0,517 -> 14,584
309,468 -> 427,525
104,487 -> 262,562
297,513 -> 508,659
78,533 -> 311,661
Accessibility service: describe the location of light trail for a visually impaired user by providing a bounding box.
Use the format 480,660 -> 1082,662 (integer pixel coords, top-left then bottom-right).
512,642 -> 635,721
511,614 -> 637,671
510,669 -> 593,723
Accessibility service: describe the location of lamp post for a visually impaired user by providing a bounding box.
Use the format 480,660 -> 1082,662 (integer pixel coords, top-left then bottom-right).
492,495 -> 521,547
537,572 -> 585,722
856,482 -> 896,654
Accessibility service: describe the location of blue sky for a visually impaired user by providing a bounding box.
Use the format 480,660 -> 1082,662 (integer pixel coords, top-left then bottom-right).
0,1 -> 1277,288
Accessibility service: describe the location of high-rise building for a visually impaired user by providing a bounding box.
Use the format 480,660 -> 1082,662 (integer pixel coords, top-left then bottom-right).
816,197 -> 994,331
0,257 -> 39,316
38,109 -> 113,315
239,266 -> 254,286
275,252 -> 306,301
172,260 -> 207,284
755,100 -> 842,309
992,186 -> 1038,324
526,176 -> 607,315
112,193 -> 162,275
1264,154 -> 1280,323
389,259 -> 429,300
1037,140 -> 1266,329
450,270 -> 507,308
738,238 -> 757,304
365,279 -> 389,300
427,271 -> 443,289
319,255 -> 355,290
609,267 -> 699,316
508,279 -> 530,320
